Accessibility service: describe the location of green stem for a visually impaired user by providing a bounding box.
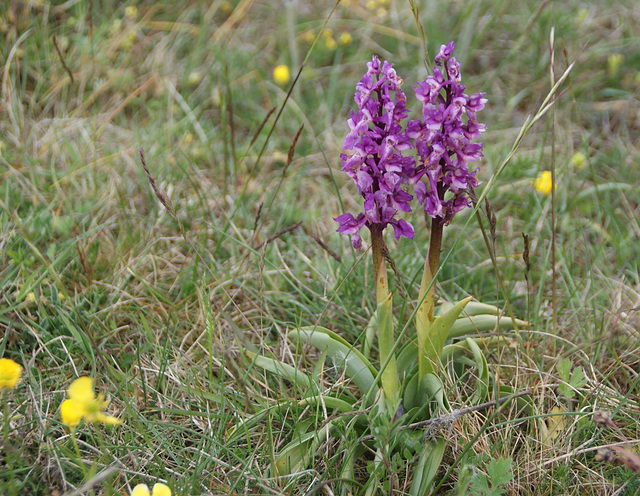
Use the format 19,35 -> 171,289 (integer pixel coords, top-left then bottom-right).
417,218 -> 443,378
370,226 -> 388,305
370,227 -> 399,402
3,393 -> 18,496
428,218 -> 443,285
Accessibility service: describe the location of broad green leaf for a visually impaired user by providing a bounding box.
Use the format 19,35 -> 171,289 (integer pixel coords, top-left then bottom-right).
244,350 -> 314,389
440,336 -> 509,364
297,326 -> 378,376
448,314 -> 530,339
421,373 -> 449,412
465,337 -> 489,404
403,371 -> 420,411
396,341 -> 418,378
274,426 -> 330,475
376,292 -> 400,402
404,372 -> 449,413
421,296 -> 473,376
363,310 -> 377,359
436,300 -> 502,317
290,328 -> 377,397
409,438 -> 446,496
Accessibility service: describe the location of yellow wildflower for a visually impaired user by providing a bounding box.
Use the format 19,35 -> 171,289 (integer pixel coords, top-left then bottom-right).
339,32 -> 353,46
117,28 -> 137,51
130,483 -> 172,496
272,65 -> 291,86
607,53 -> 624,76
187,71 -> 203,87
534,171 -> 553,195
124,6 -> 138,20
570,151 -> 587,169
0,358 -> 22,390
301,30 -> 315,44
220,1 -> 232,14
325,37 -> 337,51
60,377 -> 122,430
182,132 -> 194,145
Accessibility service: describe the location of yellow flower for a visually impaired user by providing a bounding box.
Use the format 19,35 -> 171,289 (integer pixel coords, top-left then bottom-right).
324,37 -> 337,51
187,71 -> 203,87
220,1 -> 232,14
0,358 -> 22,390
60,399 -> 84,430
124,6 -> 138,20
60,377 -> 122,430
338,32 -> 353,46
272,65 -> 291,86
607,53 -> 624,76
570,151 -> 587,169
301,30 -> 315,44
130,483 -> 172,496
534,171 -> 553,195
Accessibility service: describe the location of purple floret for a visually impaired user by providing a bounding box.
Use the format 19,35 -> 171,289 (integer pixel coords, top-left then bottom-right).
411,41 -> 487,225
335,56 -> 416,249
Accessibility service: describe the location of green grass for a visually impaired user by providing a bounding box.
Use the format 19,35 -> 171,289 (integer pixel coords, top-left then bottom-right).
1,0 -> 640,494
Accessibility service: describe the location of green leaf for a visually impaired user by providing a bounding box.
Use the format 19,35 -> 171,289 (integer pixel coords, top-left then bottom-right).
396,341 -> 418,378
437,301 -> 502,317
421,296 -> 473,376
440,336 -> 514,364
487,457 -> 514,487
363,311 -> 377,359
376,292 -> 400,402
244,349 -> 315,389
421,373 -> 449,412
472,457 -> 513,495
557,357 -> 587,400
464,337 -> 489,404
291,327 -> 377,397
409,438 -> 446,496
570,366 -> 587,389
298,326 -> 378,376
404,372 -> 449,413
274,425 -> 331,475
448,314 -> 530,339
556,357 -> 572,382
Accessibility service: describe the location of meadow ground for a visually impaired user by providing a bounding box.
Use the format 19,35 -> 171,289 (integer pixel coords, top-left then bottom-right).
1,0 -> 639,495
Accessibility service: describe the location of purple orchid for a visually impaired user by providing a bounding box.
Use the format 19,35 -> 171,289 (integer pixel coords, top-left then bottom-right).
408,41 -> 487,225
334,56 -> 416,249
